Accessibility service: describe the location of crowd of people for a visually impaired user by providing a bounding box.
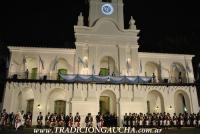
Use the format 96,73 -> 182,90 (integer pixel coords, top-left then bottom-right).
0,109 -> 117,130
0,109 -> 32,130
1,108 -> 200,130
123,112 -> 200,128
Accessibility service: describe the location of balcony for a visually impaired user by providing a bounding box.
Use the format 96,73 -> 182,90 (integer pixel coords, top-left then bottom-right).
6,72 -> 195,86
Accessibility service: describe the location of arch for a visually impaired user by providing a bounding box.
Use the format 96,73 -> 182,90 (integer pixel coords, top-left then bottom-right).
99,56 -> 118,76
99,90 -> 117,114
174,90 -> 191,114
17,91 -> 22,112
170,62 -> 187,83
49,58 -> 73,80
145,62 -> 161,82
20,57 -> 38,79
147,90 -> 165,113
16,88 -> 34,113
46,88 -> 67,114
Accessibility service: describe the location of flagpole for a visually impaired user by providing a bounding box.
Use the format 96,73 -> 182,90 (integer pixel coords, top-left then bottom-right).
39,56 -> 40,79
184,56 -> 190,83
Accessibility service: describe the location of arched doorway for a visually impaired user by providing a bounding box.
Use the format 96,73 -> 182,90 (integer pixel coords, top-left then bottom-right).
54,100 -> 66,114
174,91 -> 191,114
26,99 -> 34,113
100,56 -> 117,76
16,88 -> 34,113
47,88 -> 67,114
99,90 -> 117,114
24,57 -> 38,79
147,91 -> 164,113
170,63 -> 187,83
145,62 -> 161,82
50,58 -> 71,80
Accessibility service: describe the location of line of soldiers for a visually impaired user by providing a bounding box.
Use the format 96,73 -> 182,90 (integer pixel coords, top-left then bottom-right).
37,112 -> 118,128
96,112 -> 117,127
37,112 -> 81,128
0,109 -> 32,130
123,112 -> 200,128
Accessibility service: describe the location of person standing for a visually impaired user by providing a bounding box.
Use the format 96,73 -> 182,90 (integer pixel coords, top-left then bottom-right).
45,112 -> 51,128
68,113 -> 73,127
37,112 -> 43,128
85,113 -> 93,127
0,109 -> 8,129
74,112 -> 81,127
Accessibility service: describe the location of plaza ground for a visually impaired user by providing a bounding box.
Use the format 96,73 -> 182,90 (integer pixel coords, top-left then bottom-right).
1,127 -> 200,134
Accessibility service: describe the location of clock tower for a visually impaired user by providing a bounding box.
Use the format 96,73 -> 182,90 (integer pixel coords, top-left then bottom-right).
89,0 -> 124,29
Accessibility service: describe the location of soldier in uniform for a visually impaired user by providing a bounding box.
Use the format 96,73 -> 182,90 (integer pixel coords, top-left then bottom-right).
99,113 -> 104,128
123,113 -> 128,127
158,113 -> 163,128
128,113 -> 132,127
59,113 -> 65,127
132,113 -> 137,128
179,113 -> 184,128
139,113 -> 144,127
172,113 -> 178,127
146,114 -> 151,128
9,112 -> 15,128
68,113 -> 73,127
55,113 -> 59,127
74,112 -> 81,127
45,112 -> 51,128
37,112 -> 43,128
65,114 -> 69,127
96,112 -> 101,128
85,113 -> 93,127
166,113 -> 171,129
197,112 -> 200,128
25,112 -> 32,127
186,114 -> 191,127
50,113 -> 56,128
192,113 -> 197,127
0,109 -> 8,129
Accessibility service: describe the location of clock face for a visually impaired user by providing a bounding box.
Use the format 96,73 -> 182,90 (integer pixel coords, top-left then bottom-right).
101,3 -> 114,15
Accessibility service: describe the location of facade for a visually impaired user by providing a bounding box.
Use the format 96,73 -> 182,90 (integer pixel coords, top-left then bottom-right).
2,0 -> 200,126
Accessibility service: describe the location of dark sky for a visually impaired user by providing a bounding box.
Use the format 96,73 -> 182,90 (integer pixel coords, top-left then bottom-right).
0,0 -> 200,102
0,0 -> 200,54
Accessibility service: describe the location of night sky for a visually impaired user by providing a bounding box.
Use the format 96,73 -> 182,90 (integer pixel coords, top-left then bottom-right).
0,0 -> 199,54
0,0 -> 200,102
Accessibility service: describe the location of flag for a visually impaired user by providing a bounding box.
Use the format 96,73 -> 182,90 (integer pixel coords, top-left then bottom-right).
22,56 -> 26,64
39,56 -> 44,69
158,60 -> 161,69
13,59 -> 20,65
172,63 -> 179,71
126,60 -> 131,73
53,56 -> 58,70
139,60 -> 142,73
78,57 -> 87,67
184,56 -> 191,73
92,64 -> 95,75
22,55 -> 27,70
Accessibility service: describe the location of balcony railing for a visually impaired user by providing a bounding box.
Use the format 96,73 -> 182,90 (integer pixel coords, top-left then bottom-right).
7,72 -> 194,85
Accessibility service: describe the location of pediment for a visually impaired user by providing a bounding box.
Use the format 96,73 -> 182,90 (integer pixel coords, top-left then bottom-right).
91,18 -> 123,36
74,18 -> 140,45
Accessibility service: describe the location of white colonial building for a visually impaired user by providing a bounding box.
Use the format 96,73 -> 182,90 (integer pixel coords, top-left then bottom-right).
3,0 -> 199,126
